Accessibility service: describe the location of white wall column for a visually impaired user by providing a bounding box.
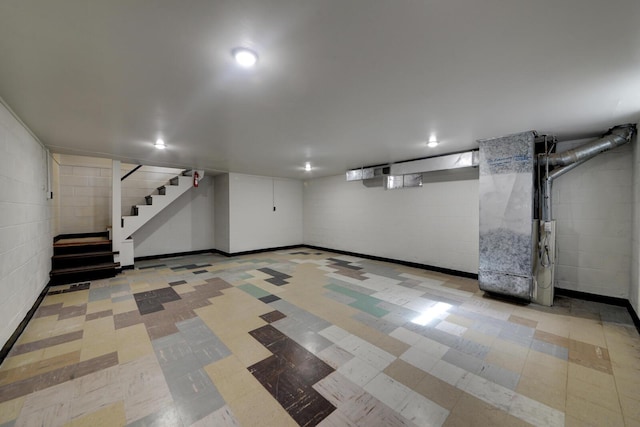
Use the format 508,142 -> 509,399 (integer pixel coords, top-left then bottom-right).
111,160 -> 122,252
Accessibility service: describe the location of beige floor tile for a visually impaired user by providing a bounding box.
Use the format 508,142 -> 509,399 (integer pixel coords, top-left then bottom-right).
204,355 -> 247,381
42,339 -> 83,360
50,316 -> 86,337
446,314 -> 475,328
443,392 -> 518,427
516,373 -> 566,412
383,359 -> 427,389
210,367 -> 262,403
373,334 -> 410,357
80,318 -> 116,361
224,336 -> 272,367
0,396 -> 25,424
228,387 -> 296,427
111,299 -> 138,315
462,328 -> 497,347
567,375 -> 620,413
66,401 -> 126,427
85,300 -> 113,315
414,371 -> 462,410
115,323 -> 153,364
565,395 -> 624,427
1,350 -> 81,385
568,318 -> 606,347
484,347 -> 527,375
0,349 -> 45,371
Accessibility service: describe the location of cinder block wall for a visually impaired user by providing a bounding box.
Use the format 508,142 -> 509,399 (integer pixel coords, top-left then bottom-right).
553,141 -> 633,298
0,102 -> 52,347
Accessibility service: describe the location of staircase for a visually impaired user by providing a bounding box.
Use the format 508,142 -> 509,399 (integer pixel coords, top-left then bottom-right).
120,169 -> 203,239
50,233 -> 120,285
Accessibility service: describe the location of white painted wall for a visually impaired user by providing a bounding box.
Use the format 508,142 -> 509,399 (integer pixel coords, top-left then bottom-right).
553,140 -> 633,298
133,175 -> 216,258
303,172 -> 480,273
229,173 -> 303,253
214,174 -> 230,253
0,102 -> 52,348
631,133 -> 640,314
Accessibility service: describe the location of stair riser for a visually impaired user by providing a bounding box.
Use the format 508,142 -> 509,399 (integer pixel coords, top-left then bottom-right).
50,268 -> 119,286
52,255 -> 115,270
54,243 -> 112,256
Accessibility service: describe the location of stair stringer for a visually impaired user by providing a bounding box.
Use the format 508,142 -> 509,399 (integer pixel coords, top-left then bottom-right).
120,170 -> 204,239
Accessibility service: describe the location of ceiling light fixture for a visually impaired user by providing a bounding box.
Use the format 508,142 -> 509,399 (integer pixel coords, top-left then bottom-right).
232,47 -> 258,68
304,162 -> 312,172
154,138 -> 166,149
427,135 -> 439,148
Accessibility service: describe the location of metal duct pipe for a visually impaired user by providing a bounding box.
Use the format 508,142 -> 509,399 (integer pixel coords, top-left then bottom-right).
546,124 -> 636,166
541,123 -> 637,220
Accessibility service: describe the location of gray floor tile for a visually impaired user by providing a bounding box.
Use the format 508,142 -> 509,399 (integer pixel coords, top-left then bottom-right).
442,348 -> 483,373
477,362 -> 520,390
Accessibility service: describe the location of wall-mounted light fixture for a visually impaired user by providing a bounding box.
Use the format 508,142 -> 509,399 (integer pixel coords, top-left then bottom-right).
304,162 -> 312,172
154,138 -> 166,149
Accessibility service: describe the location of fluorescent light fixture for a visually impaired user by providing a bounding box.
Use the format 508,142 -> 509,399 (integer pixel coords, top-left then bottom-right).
232,47 -> 258,68
154,138 -> 166,149
411,302 -> 452,326
304,162 -> 312,172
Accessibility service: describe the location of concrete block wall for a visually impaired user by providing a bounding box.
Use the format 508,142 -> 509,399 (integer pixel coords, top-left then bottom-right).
553,140 -> 633,298
303,172 -> 479,274
56,155 -> 112,234
0,101 -> 52,348
631,133 -> 640,314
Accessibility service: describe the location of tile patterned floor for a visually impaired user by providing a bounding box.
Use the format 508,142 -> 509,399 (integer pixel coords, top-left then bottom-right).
1,249 -> 639,426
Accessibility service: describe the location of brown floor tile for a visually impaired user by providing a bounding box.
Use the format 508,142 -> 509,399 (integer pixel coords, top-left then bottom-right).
568,339 -> 613,374
9,330 -> 83,356
533,329 -> 569,348
508,314 -> 538,329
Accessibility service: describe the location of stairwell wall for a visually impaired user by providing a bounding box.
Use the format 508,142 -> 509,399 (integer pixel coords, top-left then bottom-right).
133,175 -> 216,258
53,154 -> 182,235
0,101 -> 52,348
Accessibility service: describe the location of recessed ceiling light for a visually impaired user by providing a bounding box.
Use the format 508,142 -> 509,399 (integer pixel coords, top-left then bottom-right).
232,47 -> 258,68
155,138 -> 166,149
304,162 -> 312,172
427,135 -> 439,148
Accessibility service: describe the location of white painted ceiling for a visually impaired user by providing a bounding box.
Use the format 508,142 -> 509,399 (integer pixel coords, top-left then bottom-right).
1,0 -> 639,179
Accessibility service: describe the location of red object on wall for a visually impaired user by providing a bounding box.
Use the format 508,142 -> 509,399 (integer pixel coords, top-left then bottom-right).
193,171 -> 199,187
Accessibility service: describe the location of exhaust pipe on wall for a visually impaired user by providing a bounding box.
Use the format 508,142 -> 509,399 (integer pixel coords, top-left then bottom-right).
541,123 -> 636,221
546,124 -> 636,166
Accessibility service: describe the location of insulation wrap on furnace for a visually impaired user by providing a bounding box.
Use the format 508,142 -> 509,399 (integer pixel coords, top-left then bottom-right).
478,131 -> 535,300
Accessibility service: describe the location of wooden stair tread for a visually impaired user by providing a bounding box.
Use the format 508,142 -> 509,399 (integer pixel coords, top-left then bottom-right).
50,262 -> 120,275
54,239 -> 111,248
52,251 -> 115,260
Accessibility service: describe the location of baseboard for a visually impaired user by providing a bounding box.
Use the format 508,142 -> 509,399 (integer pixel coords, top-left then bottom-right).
556,287 -> 640,335
214,245 -> 305,258
555,288 -> 627,306
53,231 -> 109,243
0,281 -> 51,365
303,245 -> 479,280
134,249 -> 217,262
